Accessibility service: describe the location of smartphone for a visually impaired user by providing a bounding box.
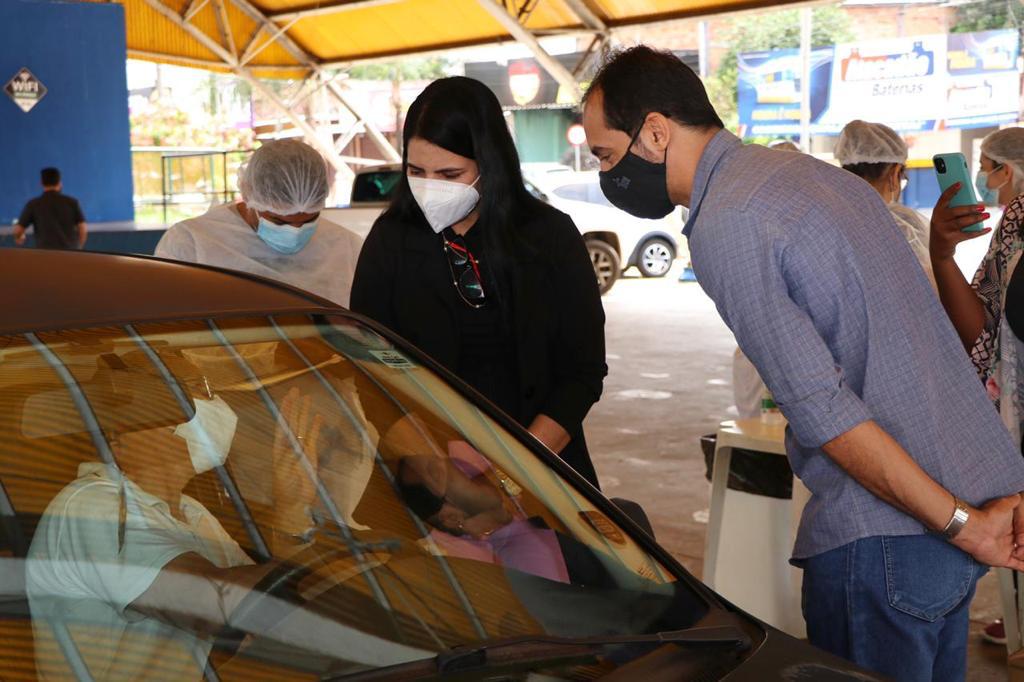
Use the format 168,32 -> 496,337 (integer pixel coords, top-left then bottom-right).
933,153 -> 985,232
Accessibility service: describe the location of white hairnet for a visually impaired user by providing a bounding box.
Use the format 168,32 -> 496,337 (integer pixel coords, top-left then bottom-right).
981,128 -> 1024,195
835,120 -> 908,166
239,139 -> 330,214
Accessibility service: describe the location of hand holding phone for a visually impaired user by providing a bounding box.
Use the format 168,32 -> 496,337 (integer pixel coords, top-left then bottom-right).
933,153 -> 986,233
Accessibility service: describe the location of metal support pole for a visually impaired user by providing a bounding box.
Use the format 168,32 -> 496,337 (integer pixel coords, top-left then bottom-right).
799,7 -> 813,153
698,21 -> 709,79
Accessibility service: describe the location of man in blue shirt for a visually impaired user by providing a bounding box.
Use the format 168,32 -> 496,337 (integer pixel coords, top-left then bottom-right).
582,45 -> 1024,680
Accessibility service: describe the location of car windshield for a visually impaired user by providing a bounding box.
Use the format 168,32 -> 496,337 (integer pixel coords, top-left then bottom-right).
350,170 -> 401,203
0,313 -> 719,680
552,182 -> 615,208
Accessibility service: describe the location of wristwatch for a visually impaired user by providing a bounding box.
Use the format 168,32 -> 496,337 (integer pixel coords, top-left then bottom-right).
941,497 -> 970,540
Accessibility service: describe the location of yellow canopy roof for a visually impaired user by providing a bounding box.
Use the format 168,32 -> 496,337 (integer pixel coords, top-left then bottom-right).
92,0 -> 806,78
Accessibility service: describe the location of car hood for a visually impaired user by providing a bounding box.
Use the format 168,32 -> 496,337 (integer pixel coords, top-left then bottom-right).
722,628 -> 886,681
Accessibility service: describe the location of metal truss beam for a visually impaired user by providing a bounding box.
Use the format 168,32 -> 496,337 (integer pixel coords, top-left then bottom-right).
127,49 -> 309,75
139,0 -> 355,181
572,32 -> 608,79
239,17 -> 300,67
211,0 -> 237,58
561,0 -> 606,31
268,0 -> 400,23
226,0 -> 401,163
475,0 -> 581,100
181,0 -> 209,22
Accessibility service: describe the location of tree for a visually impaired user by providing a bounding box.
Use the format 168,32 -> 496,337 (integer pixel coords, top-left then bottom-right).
951,0 -> 1021,33
346,58 -> 450,152
705,6 -> 853,130
346,58 -> 449,81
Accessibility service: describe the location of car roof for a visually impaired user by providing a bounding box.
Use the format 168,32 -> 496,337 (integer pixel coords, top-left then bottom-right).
526,169 -> 599,191
356,163 -> 402,175
0,249 -> 339,335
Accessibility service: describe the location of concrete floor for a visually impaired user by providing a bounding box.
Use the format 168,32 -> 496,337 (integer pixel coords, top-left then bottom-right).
584,263 -> 1014,681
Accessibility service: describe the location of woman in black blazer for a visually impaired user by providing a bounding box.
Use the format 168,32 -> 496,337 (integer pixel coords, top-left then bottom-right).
350,77 -> 607,488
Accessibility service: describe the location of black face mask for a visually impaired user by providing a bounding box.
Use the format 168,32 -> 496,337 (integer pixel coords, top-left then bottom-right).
598,121 -> 675,220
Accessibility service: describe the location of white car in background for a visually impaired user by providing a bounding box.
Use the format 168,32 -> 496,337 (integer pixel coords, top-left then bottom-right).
521,164 -> 686,294
324,163 -> 685,295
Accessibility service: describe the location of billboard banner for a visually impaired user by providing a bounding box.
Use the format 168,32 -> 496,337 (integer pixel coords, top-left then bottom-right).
946,30 -> 1020,128
736,47 -> 834,136
736,29 -> 1021,137
819,34 -> 946,133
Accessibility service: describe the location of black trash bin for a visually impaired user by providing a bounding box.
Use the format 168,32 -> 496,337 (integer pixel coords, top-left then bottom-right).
700,433 -> 793,500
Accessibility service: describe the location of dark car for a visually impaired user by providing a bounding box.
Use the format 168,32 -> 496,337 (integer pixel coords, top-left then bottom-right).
0,249 -> 881,681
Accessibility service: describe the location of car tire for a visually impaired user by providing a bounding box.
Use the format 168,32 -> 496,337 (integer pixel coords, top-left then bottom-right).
587,239 -> 620,295
636,238 -> 675,278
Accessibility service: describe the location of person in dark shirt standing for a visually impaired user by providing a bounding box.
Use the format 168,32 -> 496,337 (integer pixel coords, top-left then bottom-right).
15,167 -> 87,249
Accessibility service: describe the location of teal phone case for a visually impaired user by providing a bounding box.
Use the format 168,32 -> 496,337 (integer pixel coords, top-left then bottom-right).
933,153 -> 985,233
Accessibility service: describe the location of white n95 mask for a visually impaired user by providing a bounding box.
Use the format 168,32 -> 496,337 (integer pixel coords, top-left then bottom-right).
408,176 -> 480,233
173,396 -> 239,475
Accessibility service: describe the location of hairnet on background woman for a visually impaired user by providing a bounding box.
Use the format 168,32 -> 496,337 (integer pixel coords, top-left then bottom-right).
835,119 -> 935,289
155,139 -> 363,307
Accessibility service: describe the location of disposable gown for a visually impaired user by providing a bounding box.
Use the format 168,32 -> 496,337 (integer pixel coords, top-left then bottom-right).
155,203 -> 362,307
889,203 -> 936,291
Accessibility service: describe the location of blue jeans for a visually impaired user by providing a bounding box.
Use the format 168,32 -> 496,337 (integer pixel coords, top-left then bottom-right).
802,534 -> 984,682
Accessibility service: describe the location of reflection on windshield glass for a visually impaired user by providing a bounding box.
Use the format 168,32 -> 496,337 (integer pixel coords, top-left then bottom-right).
0,315 -> 711,680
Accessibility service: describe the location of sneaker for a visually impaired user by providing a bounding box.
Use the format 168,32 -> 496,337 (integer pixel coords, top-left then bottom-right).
983,619 -> 1007,645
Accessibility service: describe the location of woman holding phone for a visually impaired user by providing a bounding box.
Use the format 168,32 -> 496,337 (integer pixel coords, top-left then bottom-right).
350,76 -> 607,488
929,127 -> 1024,647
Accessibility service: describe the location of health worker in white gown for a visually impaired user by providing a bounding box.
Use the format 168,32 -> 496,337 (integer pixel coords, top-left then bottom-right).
835,120 -> 937,291
156,139 -> 362,307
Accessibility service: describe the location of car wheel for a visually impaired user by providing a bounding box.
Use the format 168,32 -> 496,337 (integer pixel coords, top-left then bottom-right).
587,239 -> 620,295
637,238 -> 675,278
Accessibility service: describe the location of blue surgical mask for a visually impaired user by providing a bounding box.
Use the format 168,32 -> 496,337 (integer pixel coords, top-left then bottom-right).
256,215 -> 318,254
975,168 -> 1003,207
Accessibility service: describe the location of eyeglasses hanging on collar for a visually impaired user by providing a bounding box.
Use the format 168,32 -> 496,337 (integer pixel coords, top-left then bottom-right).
441,228 -> 487,309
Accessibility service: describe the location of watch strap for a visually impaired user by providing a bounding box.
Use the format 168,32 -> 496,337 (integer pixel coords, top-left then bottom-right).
941,497 -> 970,540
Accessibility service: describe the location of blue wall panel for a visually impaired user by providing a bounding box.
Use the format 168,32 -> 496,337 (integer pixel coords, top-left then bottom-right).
0,0 -> 133,224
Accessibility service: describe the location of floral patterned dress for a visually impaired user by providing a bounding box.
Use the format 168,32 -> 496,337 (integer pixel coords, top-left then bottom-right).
968,195 -> 1024,449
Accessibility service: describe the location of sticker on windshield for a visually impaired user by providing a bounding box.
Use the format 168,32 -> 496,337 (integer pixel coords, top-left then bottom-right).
369,349 -> 416,369
579,510 -> 627,545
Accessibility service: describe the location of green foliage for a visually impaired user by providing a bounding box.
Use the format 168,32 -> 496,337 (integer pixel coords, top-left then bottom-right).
130,104 -> 254,149
951,0 -> 1021,33
705,6 -> 853,129
347,58 -> 450,81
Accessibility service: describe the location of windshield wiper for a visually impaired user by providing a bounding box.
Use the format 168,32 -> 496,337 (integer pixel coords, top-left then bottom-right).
328,624 -> 752,681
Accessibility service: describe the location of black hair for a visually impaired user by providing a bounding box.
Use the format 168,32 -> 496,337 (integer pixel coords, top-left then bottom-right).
40,167 -> 60,186
584,45 -> 724,136
381,76 -> 546,293
842,162 -> 897,183
394,459 -> 445,520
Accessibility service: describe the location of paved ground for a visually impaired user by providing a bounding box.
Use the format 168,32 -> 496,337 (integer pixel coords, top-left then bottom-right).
584,261 -> 1015,681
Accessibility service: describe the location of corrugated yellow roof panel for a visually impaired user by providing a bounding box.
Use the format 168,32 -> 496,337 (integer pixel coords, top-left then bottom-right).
287,0 -> 582,62
90,0 -> 805,76
592,0 -> 804,25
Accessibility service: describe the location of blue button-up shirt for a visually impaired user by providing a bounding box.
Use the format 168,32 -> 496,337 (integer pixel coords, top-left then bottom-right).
685,130 -> 1024,559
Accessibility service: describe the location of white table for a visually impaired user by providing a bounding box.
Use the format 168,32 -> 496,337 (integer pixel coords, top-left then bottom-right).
703,418 -> 809,637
